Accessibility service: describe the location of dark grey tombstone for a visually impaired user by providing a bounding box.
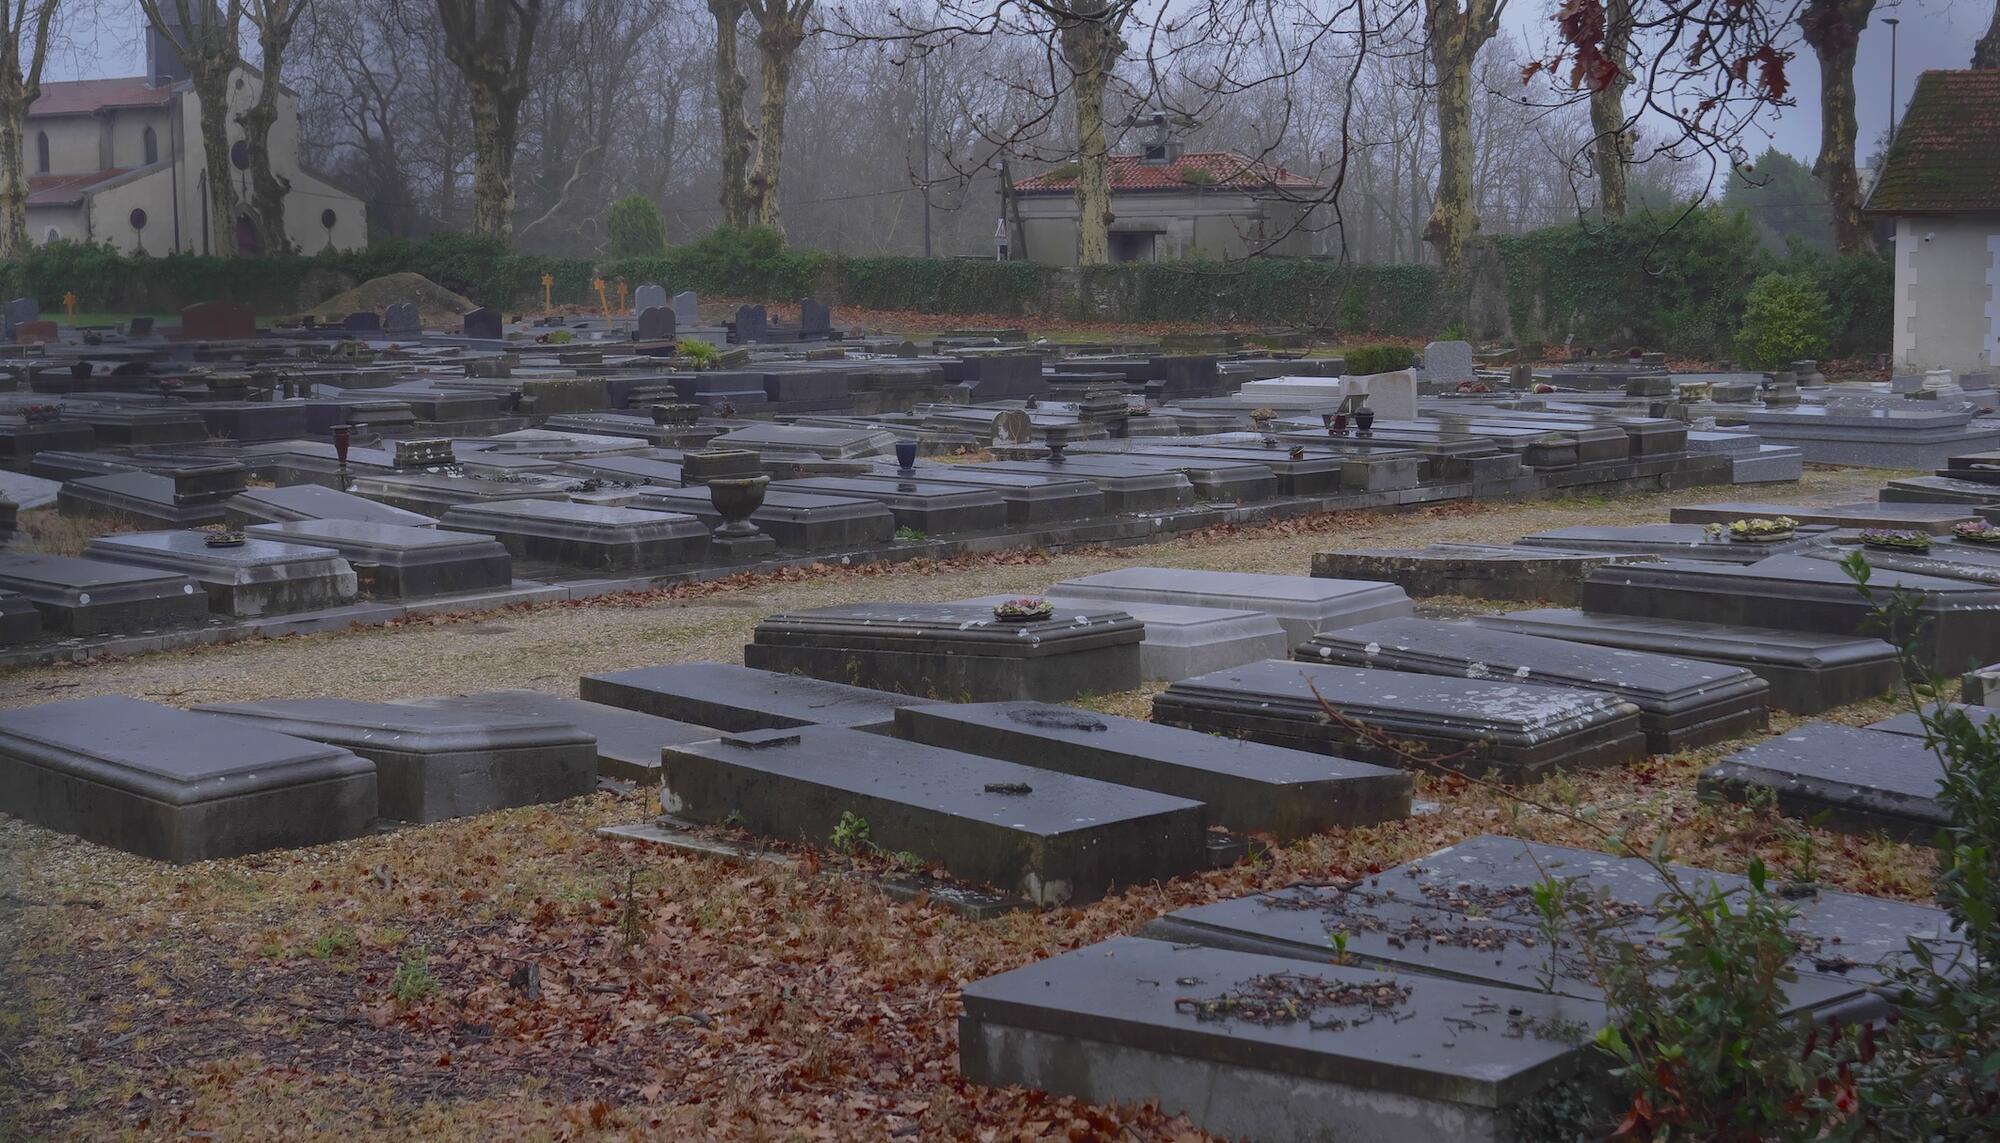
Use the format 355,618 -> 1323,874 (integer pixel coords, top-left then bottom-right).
196,697 -> 597,823
408,691 -> 719,784
733,304 -> 768,343
82,531 -> 358,617
659,725 -> 1206,905
342,311 -> 382,332
0,553 -> 210,635
672,290 -> 699,327
632,283 -> 668,315
580,660 -> 908,734
798,297 -> 830,336
1700,722 -> 1947,839
383,303 -> 420,333
635,305 -> 675,342
463,306 -> 503,340
127,316 -> 156,337
4,297 -> 38,336
437,499 -> 710,572
241,520 -> 512,600
0,696 -> 377,862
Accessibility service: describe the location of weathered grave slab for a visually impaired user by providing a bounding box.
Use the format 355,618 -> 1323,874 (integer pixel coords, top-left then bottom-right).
438,498 -> 708,572
960,935 -> 1605,1143
1053,567 -> 1413,646
224,484 -> 438,529
196,698 -> 596,823
580,660 -> 909,733
895,701 -> 1409,839
1311,544 -> 1635,605
57,471 -> 230,526
1701,722 -> 1945,839
775,476 -> 1008,535
743,602 -> 1144,702
953,594 -> 1287,680
968,458 -> 1195,514
1153,660 -> 1646,781
83,531 -> 357,617
1472,609 -> 1900,714
1667,501 -> 1976,535
1581,554 -> 2000,675
877,468 -> 1107,526
659,725 -> 1205,905
243,520 -> 511,600
1513,522 -> 1834,564
1298,617 -> 1770,753
405,691 -> 719,784
0,553 -> 208,635
462,307 -> 502,339
0,696 -> 375,862
628,486 -> 895,551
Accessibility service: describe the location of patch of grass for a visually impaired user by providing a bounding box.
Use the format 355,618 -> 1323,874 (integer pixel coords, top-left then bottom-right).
306,927 -> 354,960
15,508 -> 139,557
893,526 -> 926,542
390,946 -> 437,1004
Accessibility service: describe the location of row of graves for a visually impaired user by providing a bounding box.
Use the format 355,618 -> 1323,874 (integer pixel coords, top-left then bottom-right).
1,529 -> 1986,1138
0,291 -> 1914,664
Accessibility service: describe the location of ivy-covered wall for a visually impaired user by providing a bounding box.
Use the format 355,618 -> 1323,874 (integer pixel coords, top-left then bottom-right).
0,214 -> 1891,356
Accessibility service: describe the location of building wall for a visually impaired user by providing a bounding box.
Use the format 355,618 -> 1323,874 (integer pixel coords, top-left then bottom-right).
86,167 -> 177,254
1893,215 -> 2000,374
29,116 -> 102,176
1016,190 -> 1316,264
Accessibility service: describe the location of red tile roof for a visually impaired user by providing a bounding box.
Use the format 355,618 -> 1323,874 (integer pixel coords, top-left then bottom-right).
28,76 -> 176,118
1015,150 -> 1325,195
1865,70 -> 2000,215
27,169 -> 132,207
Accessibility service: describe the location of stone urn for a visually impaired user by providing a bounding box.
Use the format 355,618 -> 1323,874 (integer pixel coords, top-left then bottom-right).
707,475 -> 770,538
895,439 -> 918,474
1354,408 -> 1376,436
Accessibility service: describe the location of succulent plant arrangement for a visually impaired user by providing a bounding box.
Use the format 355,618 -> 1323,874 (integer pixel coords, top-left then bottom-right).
1860,528 -> 1932,553
992,597 -> 1054,622
1954,519 -> 2000,544
1727,516 -> 1798,542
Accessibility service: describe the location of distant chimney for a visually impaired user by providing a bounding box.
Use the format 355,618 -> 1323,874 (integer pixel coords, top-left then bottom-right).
1140,112 -> 1183,165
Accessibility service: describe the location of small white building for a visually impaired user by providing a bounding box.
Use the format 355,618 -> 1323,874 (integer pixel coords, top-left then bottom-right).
1011,130 -> 1325,265
1864,69 -> 2000,375
24,25 -> 366,255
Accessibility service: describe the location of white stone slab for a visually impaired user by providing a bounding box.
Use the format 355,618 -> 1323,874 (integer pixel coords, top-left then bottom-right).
1049,567 -> 1413,646
955,594 -> 1289,681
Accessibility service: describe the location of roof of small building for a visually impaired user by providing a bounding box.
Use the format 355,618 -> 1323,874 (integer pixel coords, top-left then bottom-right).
28,76 -> 178,118
27,169 -> 133,207
1865,70 -> 2000,215
1014,150 -> 1325,196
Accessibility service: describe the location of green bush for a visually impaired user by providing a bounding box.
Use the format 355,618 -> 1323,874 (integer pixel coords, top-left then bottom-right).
1734,272 -> 1834,367
1343,344 -> 1416,374
606,195 -> 668,259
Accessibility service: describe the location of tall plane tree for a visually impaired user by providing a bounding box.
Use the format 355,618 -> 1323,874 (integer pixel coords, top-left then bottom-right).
140,0 -> 246,255
1057,0 -> 1127,264
1586,0 -> 1632,217
1800,0 -> 1875,252
0,0 -> 60,257
744,0 -> 813,229
436,0 -> 541,243
708,0 -> 752,228
1424,0 -> 1506,284
242,0 -> 309,253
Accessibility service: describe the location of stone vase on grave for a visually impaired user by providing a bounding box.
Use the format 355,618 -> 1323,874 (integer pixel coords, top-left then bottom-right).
1354,408 -> 1376,436
707,475 -> 777,560
895,439 -> 918,475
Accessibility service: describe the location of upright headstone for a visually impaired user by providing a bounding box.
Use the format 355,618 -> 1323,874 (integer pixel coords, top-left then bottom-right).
383,303 -> 420,334
798,297 -> 831,336
342,310 -> 382,332
1356,368 -> 1418,421
127,316 -> 156,337
1419,340 -> 1475,385
733,303 -> 768,343
4,297 -> 37,339
179,300 -> 256,340
463,306 -> 502,340
672,290 -> 699,327
635,305 -> 675,342
633,282 -> 668,315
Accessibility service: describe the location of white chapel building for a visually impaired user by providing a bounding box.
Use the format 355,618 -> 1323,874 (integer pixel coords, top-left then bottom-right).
24,21 -> 367,255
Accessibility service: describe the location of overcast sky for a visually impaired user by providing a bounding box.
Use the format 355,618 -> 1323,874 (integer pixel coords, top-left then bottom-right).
50,0 -> 1995,170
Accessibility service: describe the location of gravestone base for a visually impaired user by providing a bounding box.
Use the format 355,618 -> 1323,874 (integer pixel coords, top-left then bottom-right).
709,531 -> 778,561
0,590 -> 40,644
0,555 -> 210,636
83,532 -> 358,618
581,661 -> 909,733
243,521 -> 512,600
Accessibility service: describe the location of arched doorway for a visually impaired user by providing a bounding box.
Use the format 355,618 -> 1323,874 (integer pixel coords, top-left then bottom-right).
234,215 -> 259,256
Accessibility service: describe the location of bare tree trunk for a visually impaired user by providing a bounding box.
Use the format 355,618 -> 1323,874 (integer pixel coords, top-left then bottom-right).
0,0 -> 58,258
436,0 -> 541,244
242,0 -> 307,254
1059,0 -> 1124,265
709,0 -> 751,228
1588,0 -> 1632,218
1801,0 -> 1875,253
745,0 -> 810,230
1974,0 -> 2000,68
1424,0 -> 1501,284
141,0 -> 246,255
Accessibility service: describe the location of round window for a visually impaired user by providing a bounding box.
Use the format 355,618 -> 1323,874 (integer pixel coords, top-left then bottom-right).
130,207 -> 148,231
321,208 -> 337,230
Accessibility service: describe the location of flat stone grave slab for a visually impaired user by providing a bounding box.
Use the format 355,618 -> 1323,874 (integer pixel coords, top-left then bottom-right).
1878,474 -> 2000,504
349,470 -> 585,518
1052,567 -> 1413,646
0,696 -> 375,862
1513,522 -> 1836,563
196,698 -> 596,823
866,467 -> 1106,526
83,530 -> 357,617
953,594 -> 1286,681
775,476 -> 1007,536
960,934 -> 1606,1143
895,700 -> 1409,840
1701,722 -> 1945,839
967,459 -> 1194,514
1311,544 -> 1636,605
1668,501 -> 1977,535
1077,443 -> 1343,496
629,486 -> 894,551
243,520 -> 512,600
1863,701 -> 1996,737
0,553 -> 209,636
224,484 -> 438,529
57,471 -> 230,527
580,660 -> 909,733
1472,609 -> 1900,714
405,691 -> 720,784
743,602 -> 1144,702
1581,554 -> 2000,675
1797,536 -> 2000,587
438,498 -> 708,572
659,724 -> 1205,905
1154,660 -> 1646,781
1298,617 -> 1769,753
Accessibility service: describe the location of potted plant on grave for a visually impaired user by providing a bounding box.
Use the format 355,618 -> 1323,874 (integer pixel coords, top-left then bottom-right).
1955,519 -> 2000,545
992,597 -> 1055,622
1727,516 -> 1798,543
1250,407 -> 1277,431
1860,528 -> 1933,553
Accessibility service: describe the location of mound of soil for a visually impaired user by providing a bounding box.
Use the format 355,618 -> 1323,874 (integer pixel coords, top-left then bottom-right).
307,272 -> 478,329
